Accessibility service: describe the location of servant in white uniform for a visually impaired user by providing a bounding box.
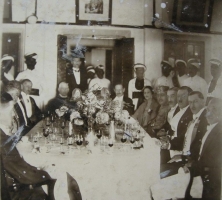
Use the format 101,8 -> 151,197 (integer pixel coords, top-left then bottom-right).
206,59 -> 222,104
155,61 -> 174,90
88,65 -> 110,90
175,60 -> 189,87
128,63 -> 151,110
182,59 -> 207,99
16,53 -> 44,108
1,55 -> 14,89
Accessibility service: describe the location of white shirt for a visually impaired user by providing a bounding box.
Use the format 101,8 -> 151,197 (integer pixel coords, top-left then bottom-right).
113,95 -> 124,112
88,78 -> 110,90
128,78 -> 151,110
182,75 -> 208,98
155,76 -> 174,89
198,123 -> 218,160
167,104 -> 178,124
182,108 -> 205,155
4,72 -> 14,81
170,105 -> 189,138
73,68 -> 80,85
21,92 -> 32,118
177,74 -> 189,86
207,76 -> 222,99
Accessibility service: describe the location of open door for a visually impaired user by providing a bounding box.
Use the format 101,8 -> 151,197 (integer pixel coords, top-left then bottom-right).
113,38 -> 134,96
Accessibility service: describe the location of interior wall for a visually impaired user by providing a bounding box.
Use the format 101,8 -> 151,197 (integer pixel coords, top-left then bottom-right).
2,24 -> 144,104
144,28 -> 164,84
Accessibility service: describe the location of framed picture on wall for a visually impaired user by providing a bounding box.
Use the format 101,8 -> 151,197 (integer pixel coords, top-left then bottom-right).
76,0 -> 112,25
172,0 -> 214,31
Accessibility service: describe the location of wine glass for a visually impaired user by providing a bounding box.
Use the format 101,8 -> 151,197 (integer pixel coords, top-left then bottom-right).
46,117 -> 51,128
41,113 -> 45,127
43,128 -> 49,145
130,136 -> 135,149
51,114 -> 55,128
61,120 -> 66,137
121,134 -> 127,149
60,137 -> 65,154
108,139 -> 113,147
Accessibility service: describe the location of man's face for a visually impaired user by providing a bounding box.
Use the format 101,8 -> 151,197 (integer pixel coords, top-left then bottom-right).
22,81 -> 32,95
157,91 -> 168,105
59,85 -> 69,96
8,89 -> 20,103
188,94 -> 204,114
211,64 -> 222,79
135,68 -> 145,79
96,69 -> 104,79
2,60 -> 13,73
188,65 -> 198,77
206,99 -> 220,124
72,58 -> 81,69
114,85 -> 125,97
162,65 -> 171,77
177,89 -> 189,109
167,90 -> 177,108
176,63 -> 186,77
26,58 -> 37,70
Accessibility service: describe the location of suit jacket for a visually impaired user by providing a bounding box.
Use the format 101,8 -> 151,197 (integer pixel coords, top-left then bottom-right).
169,107 -> 193,151
66,67 -> 88,96
191,123 -> 221,199
0,129 -> 52,185
111,95 -> 134,115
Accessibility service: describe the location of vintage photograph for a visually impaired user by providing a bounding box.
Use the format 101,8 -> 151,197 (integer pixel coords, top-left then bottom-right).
1,0 -> 222,199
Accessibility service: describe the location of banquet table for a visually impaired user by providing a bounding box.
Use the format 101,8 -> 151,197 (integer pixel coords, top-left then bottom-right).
17,120 -> 161,200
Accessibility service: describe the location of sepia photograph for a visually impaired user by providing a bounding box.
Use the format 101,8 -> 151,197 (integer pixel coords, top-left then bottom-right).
0,0 -> 222,199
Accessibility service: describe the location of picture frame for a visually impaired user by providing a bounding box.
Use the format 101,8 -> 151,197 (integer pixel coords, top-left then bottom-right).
172,0 -> 214,31
76,0 -> 112,25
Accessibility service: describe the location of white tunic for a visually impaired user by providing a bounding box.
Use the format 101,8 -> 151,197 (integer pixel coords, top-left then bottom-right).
128,78 -> 151,110
182,75 -> 208,98
207,76 -> 222,99
177,74 -> 189,87
88,78 -> 110,90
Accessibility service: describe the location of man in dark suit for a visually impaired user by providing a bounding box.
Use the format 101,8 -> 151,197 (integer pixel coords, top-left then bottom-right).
66,57 -> 87,97
0,96 -> 55,200
160,91 -> 207,178
186,98 -> 222,199
111,83 -> 134,115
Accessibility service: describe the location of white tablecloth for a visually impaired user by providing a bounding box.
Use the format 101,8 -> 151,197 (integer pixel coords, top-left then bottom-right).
17,124 -> 161,200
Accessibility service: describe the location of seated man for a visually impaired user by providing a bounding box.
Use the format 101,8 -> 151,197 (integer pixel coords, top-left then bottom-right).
111,83 -> 134,115
146,86 -> 170,138
20,79 -> 42,125
160,91 -> 207,178
150,98 -> 221,200
0,95 -> 54,200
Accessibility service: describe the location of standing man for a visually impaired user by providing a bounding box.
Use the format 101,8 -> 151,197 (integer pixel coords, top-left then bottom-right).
111,83 -> 134,115
175,60 -> 188,87
155,61 -> 175,89
182,59 -> 207,99
206,59 -> 222,104
16,53 -> 44,109
66,56 -> 87,96
128,63 -> 151,110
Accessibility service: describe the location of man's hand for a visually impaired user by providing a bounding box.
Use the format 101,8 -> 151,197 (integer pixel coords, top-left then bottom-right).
167,155 -> 182,163
160,136 -> 170,149
157,129 -> 167,137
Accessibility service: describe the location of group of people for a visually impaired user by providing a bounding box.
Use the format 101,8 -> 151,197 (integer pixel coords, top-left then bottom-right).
1,51 -> 222,199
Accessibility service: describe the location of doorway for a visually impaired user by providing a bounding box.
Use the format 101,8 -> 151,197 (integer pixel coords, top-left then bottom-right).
57,35 -> 135,95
